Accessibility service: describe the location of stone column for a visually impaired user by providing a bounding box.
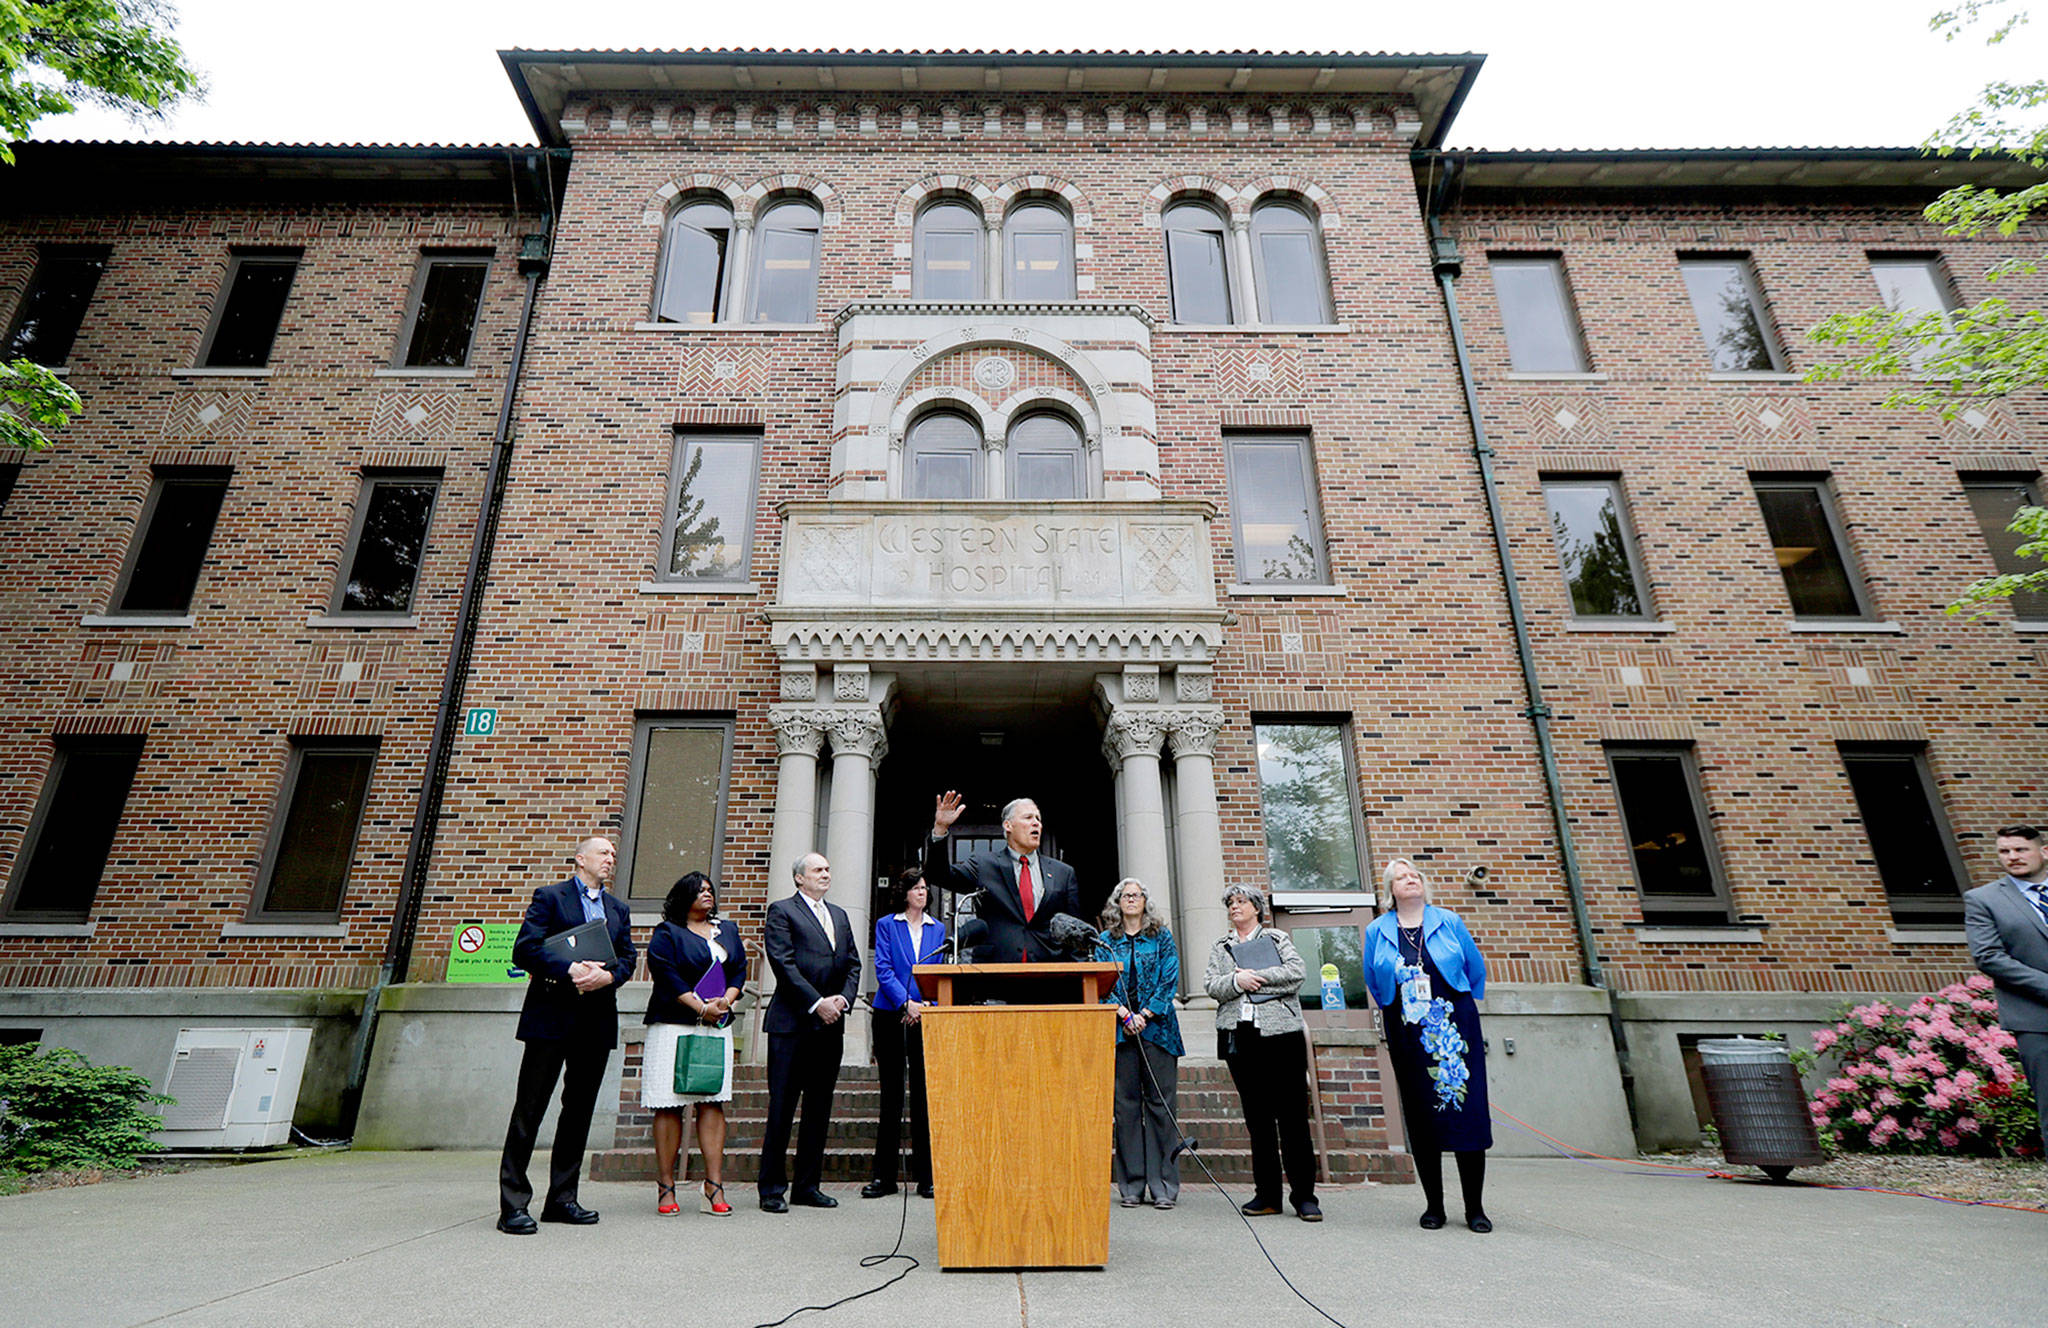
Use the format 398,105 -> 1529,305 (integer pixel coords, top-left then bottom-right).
1231,217 -> 1259,325
725,214 -> 755,322
1102,710 -> 1171,917
766,706 -> 827,907
821,708 -> 888,974
1166,707 -> 1227,990
985,218 -> 1004,301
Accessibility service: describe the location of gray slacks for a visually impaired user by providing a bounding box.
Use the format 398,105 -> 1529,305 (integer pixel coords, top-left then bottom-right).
2017,1029 -> 2048,1156
1113,1037 -> 1180,1203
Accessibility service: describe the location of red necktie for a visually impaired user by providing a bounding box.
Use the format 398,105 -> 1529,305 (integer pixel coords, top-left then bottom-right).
1018,856 -> 1036,923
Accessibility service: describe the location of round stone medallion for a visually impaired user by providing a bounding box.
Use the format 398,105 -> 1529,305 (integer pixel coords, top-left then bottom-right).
973,355 -> 1017,391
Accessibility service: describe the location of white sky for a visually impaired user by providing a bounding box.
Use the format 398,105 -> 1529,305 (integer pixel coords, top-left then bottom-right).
32,0 -> 2048,151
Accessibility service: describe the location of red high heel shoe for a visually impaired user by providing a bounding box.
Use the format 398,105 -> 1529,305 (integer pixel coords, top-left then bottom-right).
656,1182 -> 680,1215
701,1181 -> 733,1216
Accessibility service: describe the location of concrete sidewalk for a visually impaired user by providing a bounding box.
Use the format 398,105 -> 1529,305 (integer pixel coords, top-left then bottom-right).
0,1151 -> 2039,1328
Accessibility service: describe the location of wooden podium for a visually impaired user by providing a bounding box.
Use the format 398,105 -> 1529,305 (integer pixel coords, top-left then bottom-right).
913,961 -> 1119,1269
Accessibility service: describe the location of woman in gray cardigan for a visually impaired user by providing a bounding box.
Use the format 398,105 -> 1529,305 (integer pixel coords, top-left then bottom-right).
1203,882 -> 1321,1221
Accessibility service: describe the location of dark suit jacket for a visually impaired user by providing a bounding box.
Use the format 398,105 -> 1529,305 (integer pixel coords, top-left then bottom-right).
922,835 -> 1081,963
510,878 -> 638,1045
644,917 -> 747,1026
762,892 -> 861,1036
1965,876 -> 2048,1034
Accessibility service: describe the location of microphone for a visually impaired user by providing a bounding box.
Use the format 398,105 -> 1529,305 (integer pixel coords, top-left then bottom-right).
1047,912 -> 1100,957
955,917 -> 989,958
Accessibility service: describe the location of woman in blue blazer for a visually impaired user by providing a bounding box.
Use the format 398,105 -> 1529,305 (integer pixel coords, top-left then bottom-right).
1365,858 -> 1495,1233
864,868 -> 948,1198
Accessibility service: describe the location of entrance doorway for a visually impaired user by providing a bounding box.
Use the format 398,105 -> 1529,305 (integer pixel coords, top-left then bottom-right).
871,664 -> 1119,935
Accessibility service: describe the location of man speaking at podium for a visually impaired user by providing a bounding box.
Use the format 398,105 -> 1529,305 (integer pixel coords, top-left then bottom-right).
924,792 -> 1084,964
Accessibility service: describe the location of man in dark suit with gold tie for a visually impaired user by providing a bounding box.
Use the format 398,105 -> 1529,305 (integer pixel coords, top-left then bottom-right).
758,851 -> 862,1211
923,792 -> 1083,964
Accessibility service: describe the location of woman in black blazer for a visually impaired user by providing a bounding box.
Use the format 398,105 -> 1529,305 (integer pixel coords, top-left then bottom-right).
642,872 -> 746,1215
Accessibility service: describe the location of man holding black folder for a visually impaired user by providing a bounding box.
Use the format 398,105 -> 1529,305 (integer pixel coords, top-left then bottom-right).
496,836 -> 637,1235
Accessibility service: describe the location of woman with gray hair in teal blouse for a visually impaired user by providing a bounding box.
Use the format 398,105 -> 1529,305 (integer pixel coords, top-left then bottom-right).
1097,876 -> 1184,1209
1204,882 -> 1321,1222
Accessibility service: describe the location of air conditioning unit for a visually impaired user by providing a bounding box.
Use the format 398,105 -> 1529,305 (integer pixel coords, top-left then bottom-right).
155,1027 -> 312,1149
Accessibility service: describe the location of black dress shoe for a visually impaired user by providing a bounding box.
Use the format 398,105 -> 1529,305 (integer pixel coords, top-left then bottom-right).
759,1194 -> 789,1213
1419,1210 -> 1447,1230
496,1210 -> 539,1235
791,1190 -> 839,1208
860,1180 -> 898,1199
1239,1198 -> 1283,1217
539,1200 -> 599,1225
1467,1213 -> 1494,1233
917,1183 -> 934,1199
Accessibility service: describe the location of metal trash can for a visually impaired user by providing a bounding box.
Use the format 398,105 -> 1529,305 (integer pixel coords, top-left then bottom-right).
1696,1038 -> 1826,1181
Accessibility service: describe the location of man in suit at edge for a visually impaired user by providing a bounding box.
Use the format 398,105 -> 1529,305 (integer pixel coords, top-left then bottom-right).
924,792 -> 1083,964
1964,823 -> 2048,1155
497,835 -> 638,1235
758,851 -> 862,1212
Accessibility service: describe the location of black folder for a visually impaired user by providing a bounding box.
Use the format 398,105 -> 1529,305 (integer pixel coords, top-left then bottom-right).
540,918 -> 618,970
1228,933 -> 1289,1003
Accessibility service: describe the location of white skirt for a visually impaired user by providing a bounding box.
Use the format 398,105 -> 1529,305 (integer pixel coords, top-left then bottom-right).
641,1023 -> 734,1107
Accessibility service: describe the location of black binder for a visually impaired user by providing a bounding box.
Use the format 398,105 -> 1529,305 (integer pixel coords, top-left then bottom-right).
540,918 -> 618,970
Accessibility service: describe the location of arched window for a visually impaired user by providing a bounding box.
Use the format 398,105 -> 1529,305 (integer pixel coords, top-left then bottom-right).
1250,198 -> 1332,325
655,198 -> 734,324
1003,200 -> 1074,301
1162,199 -> 1234,325
914,199 -> 984,301
748,196 -> 822,324
1007,410 -> 1085,500
905,410 -> 983,499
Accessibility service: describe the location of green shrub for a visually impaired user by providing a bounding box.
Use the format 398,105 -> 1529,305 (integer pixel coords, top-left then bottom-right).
0,1044 -> 170,1173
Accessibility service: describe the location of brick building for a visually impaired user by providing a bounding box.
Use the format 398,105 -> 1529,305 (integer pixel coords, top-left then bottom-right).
1,50 -> 2040,1154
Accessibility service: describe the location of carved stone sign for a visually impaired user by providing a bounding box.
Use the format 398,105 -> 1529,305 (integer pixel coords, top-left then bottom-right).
779,503 -> 1216,610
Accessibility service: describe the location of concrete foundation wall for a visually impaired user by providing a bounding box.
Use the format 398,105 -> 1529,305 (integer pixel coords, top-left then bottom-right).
1470,984 -> 1634,1158
0,989 -> 364,1135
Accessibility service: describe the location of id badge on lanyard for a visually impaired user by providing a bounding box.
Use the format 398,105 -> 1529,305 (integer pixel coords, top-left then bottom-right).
1397,961 -> 1432,1021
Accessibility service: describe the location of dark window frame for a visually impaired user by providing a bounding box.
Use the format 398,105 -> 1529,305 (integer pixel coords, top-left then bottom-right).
1751,476 -> 1877,622
1960,473 -> 2048,624
1605,743 -> 1736,921
657,430 -> 761,583
3,244 -> 110,367
913,196 -> 986,301
1490,252 -> 1591,373
653,195 -> 736,324
246,738 -> 379,922
1541,475 -> 1656,622
0,463 -> 18,521
392,250 -> 492,369
1677,252 -> 1787,373
1161,197 -> 1235,326
1251,715 -> 1372,903
1838,743 -> 1969,928
196,248 -> 301,369
109,467 -> 231,617
1,735 -> 145,922
746,194 -> 823,325
616,715 -> 736,904
329,469 -> 443,616
1001,197 -> 1076,302
1223,430 -> 1333,586
1249,197 -> 1334,325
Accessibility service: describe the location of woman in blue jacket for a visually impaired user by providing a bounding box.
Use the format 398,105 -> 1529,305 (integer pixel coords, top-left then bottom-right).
1365,857 -> 1494,1232
864,868 -> 948,1199
1096,877 -> 1185,1209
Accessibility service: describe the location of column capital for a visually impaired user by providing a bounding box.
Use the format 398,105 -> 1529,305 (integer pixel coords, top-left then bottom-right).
1101,709 -> 1167,764
1164,707 -> 1225,759
822,708 -> 889,762
768,705 -> 828,757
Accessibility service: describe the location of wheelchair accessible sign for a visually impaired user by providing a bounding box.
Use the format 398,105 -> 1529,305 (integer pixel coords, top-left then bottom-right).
446,923 -> 524,983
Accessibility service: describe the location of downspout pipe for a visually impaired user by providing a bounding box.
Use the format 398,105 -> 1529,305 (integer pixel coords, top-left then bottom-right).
1422,155 -> 1637,1127
340,153 -> 556,1133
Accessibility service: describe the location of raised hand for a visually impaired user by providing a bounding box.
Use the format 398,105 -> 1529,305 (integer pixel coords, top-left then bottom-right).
933,790 -> 966,834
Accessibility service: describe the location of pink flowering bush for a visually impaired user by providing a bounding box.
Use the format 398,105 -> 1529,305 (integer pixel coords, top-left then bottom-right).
1805,977 -> 2038,1157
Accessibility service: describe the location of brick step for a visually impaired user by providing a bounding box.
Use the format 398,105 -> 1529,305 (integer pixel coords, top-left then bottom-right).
588,1145 -> 1412,1186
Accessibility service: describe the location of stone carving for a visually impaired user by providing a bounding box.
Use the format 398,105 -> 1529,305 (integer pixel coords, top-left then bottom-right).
1164,708 -> 1225,758
1102,710 -> 1167,762
771,617 -> 1225,663
779,667 -> 817,701
794,524 -> 864,596
1130,522 -> 1197,596
822,708 -> 889,761
973,355 -> 1017,391
1173,666 -> 1214,703
832,664 -> 871,701
768,706 -> 828,757
1122,664 -> 1160,702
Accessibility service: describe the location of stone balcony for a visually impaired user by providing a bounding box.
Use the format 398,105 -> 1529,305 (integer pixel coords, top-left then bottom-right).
767,499 -> 1225,664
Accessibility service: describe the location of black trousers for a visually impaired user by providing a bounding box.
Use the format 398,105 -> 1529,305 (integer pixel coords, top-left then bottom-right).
871,1008 -> 931,1187
1223,1024 -> 1318,1206
759,1025 -> 844,1198
498,1037 -> 610,1217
